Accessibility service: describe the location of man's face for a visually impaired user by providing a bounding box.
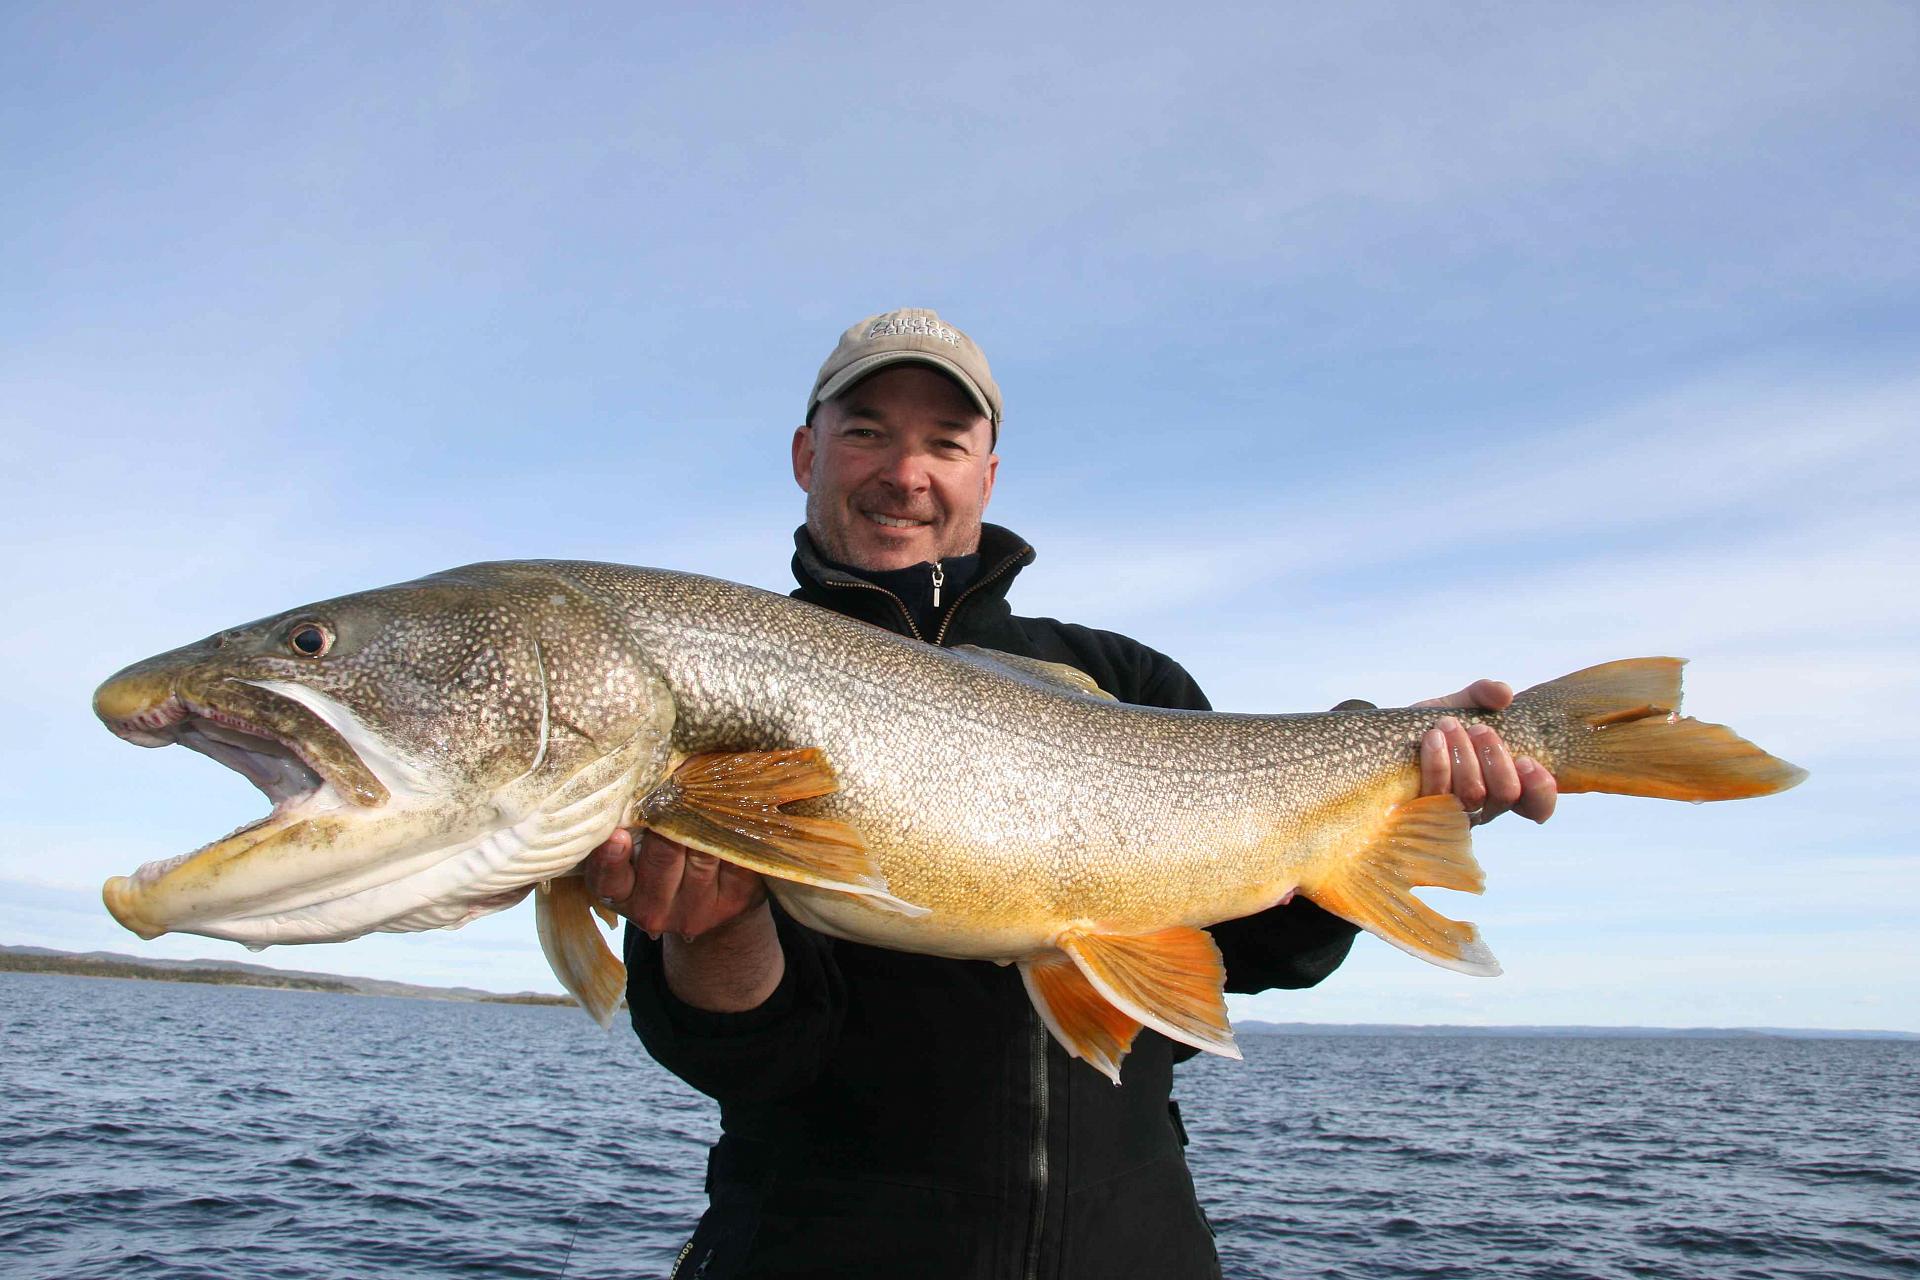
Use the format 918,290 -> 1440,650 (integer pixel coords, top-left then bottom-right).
792,364 -> 999,572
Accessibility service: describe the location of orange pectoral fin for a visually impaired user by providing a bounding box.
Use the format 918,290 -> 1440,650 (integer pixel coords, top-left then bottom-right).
1058,926 -> 1239,1062
1020,950 -> 1144,1084
636,749 -> 928,917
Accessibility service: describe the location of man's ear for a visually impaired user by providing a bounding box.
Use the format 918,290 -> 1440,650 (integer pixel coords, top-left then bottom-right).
791,424 -> 814,492
980,451 -> 999,509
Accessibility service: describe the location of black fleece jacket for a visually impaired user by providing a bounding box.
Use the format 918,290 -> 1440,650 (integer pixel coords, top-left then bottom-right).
626,523 -> 1359,1280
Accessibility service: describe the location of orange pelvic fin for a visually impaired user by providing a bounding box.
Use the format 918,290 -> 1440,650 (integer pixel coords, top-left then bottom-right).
535,874 -> 627,1027
1518,658 -> 1808,801
1303,792 -> 1500,977
1019,950 -> 1143,1084
637,749 -> 928,917
1057,925 -> 1240,1061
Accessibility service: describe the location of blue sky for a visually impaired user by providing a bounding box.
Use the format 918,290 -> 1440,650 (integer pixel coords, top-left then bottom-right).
3,3 -> 1915,1030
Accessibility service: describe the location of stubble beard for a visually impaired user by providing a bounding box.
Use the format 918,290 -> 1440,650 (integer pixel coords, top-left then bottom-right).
804,488 -> 981,572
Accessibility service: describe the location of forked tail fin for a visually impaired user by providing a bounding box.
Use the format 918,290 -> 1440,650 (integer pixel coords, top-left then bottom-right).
1515,658 -> 1808,801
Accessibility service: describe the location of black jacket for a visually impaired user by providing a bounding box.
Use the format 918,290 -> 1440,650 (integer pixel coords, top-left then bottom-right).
627,524 -> 1359,1279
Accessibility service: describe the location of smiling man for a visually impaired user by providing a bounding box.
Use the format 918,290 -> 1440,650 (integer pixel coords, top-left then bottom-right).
796,311 -> 1000,576
587,308 -> 1555,1279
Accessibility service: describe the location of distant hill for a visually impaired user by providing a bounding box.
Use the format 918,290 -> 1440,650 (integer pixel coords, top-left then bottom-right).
1236,1020 -> 1920,1042
10,945 -> 1912,1039
0,943 -> 579,1007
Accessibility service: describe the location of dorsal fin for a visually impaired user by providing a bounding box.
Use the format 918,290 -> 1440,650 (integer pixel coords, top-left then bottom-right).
952,646 -> 1116,701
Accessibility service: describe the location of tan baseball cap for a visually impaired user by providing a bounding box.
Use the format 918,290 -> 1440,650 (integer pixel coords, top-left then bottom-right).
808,308 -> 1002,428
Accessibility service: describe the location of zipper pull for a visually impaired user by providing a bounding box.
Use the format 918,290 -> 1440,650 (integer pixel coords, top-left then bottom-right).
930,560 -> 945,609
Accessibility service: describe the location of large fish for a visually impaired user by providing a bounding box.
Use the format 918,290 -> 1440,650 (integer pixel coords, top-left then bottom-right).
95,562 -> 1804,1079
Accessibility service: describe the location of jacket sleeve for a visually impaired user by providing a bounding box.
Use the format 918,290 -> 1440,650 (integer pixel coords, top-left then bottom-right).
622,904 -> 846,1105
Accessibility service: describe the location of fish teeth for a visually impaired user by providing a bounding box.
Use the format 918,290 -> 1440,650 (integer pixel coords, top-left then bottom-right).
133,848 -> 200,885
110,695 -> 189,744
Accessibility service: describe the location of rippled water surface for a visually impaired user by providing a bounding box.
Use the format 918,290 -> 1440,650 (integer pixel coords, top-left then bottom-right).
3,973 -> 1915,1278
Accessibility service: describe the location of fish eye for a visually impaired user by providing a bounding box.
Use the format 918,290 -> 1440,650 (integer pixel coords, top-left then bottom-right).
287,622 -> 333,658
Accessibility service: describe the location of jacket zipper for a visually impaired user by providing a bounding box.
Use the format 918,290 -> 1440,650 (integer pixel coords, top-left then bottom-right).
811,541 -> 1031,646
1021,1007 -> 1050,1280
822,577 -> 923,640
932,544 -> 1030,646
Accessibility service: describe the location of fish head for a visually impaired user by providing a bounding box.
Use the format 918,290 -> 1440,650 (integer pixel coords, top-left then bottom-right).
95,562 -> 674,947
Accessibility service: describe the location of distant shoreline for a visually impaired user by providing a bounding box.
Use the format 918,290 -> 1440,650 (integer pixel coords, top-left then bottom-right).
0,947 -> 578,1007
6,944 -> 1914,1038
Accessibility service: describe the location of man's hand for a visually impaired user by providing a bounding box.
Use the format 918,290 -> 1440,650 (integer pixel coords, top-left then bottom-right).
583,828 -> 784,1012
1413,679 -> 1558,825
585,827 -> 768,941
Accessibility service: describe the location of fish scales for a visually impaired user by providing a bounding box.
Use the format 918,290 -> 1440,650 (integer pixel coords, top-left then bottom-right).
593,567 -> 1405,947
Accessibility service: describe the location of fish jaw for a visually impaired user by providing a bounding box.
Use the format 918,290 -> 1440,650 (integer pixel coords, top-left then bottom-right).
97,706 -> 664,947
101,805 -> 452,945
102,810 -> 344,942
96,663 -> 399,939
94,664 -> 502,945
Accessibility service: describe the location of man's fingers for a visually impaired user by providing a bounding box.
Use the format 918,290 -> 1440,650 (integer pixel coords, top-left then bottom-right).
1513,757 -> 1559,824
589,829 -> 772,940
676,859 -> 772,939
1463,679 -> 1514,711
631,830 -> 690,936
667,851 -> 723,938
582,828 -> 636,904
1437,716 -> 1486,811
1420,727 -> 1451,797
715,863 -> 768,915
1468,724 -> 1520,824
1414,678 -> 1515,711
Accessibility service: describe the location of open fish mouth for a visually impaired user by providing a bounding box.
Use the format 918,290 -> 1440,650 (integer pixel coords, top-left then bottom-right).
95,676 -> 390,939
104,698 -> 345,888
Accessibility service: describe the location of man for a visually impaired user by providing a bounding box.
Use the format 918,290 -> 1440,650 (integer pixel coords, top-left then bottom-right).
586,309 -> 1556,1278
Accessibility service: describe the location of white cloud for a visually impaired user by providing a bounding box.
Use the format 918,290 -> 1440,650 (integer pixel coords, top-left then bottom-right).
1022,366 -> 1920,625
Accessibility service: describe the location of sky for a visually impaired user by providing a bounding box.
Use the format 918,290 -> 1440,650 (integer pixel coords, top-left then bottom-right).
2,2 -> 1915,1031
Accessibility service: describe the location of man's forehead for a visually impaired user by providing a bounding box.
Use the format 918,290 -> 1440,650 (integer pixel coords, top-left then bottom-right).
829,367 -> 992,430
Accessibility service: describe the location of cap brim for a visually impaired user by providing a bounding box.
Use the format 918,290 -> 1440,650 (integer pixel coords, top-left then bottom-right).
812,351 -> 998,425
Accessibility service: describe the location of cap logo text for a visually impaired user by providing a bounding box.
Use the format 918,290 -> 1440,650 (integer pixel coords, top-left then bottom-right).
866,315 -> 962,347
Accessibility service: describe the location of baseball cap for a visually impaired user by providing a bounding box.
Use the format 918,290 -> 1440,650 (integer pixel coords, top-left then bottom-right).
807,308 -> 1002,429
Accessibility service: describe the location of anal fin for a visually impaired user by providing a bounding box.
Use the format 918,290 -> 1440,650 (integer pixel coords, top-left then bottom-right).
1301,792 -> 1499,976
1019,950 -> 1143,1085
535,875 -> 627,1027
1058,926 -> 1239,1061
637,749 -> 927,917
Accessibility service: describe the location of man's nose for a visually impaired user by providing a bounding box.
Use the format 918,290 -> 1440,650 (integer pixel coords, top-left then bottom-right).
876,447 -> 930,491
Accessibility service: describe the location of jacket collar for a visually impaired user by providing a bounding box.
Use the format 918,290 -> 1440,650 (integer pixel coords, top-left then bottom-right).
790,523 -> 1035,643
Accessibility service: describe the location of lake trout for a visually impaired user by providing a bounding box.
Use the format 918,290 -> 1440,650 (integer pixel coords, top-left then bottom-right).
94,561 -> 1805,1080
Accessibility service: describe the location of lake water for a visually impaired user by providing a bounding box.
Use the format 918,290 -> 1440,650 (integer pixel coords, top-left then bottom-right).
2,973 -> 1915,1279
